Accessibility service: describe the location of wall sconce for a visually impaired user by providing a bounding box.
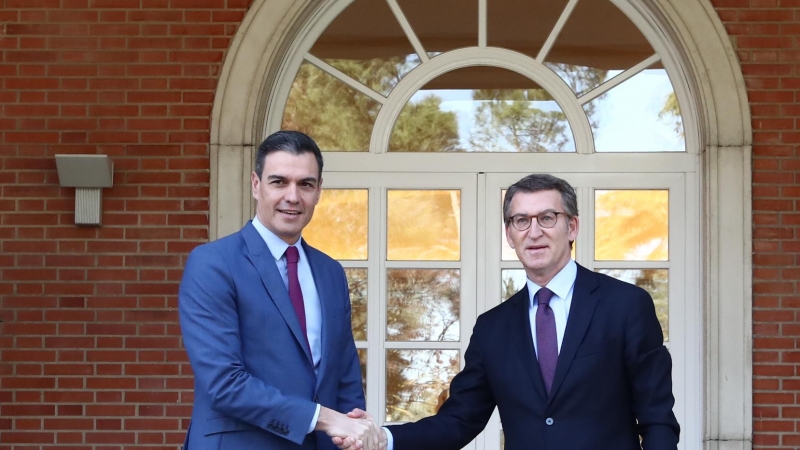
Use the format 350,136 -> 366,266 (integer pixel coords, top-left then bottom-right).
55,154 -> 114,226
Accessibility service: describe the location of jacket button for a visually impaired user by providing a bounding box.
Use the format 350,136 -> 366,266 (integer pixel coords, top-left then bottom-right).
545,417 -> 554,425
314,396 -> 319,402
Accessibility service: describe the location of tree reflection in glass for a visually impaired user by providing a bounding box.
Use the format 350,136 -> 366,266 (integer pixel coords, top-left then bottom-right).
281,62 -> 380,152
389,67 -> 579,153
598,269 -> 668,341
345,268 -> 367,341
385,349 -> 460,422
584,69 -> 685,152
386,269 -> 460,342
357,348 -> 367,401
501,269 -> 527,301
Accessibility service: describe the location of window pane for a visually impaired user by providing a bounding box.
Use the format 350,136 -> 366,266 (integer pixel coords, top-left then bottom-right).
595,190 -> 668,261
389,67 -> 576,153
598,269 -> 669,341
387,190 -> 460,261
386,349 -> 460,422
281,62 -> 379,152
346,268 -> 368,341
584,69 -> 685,152
502,269 -> 527,301
310,0 -> 420,97
386,269 -> 460,342
304,189 -> 368,260
357,348 -> 367,400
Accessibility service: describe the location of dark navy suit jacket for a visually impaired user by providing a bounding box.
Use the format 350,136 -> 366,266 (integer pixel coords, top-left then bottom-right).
388,264 -> 679,450
179,222 -> 364,449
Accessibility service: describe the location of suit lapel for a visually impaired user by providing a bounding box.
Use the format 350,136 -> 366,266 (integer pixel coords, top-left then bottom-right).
303,241 -> 332,388
241,223 -> 313,364
547,264 -> 600,405
509,286 -> 549,402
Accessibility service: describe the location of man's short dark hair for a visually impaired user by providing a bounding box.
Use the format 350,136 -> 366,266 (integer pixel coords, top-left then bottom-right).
254,130 -> 324,180
503,174 -> 579,225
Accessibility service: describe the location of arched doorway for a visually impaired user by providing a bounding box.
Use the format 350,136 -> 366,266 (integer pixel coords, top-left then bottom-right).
210,1 -> 752,448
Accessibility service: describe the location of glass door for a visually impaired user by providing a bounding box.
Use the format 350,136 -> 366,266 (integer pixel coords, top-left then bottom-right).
483,172 -> 693,450
301,170 -> 695,450
304,172 -> 478,448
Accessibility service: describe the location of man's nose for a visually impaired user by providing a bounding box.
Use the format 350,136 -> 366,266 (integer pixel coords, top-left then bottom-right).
527,220 -> 544,238
284,183 -> 300,202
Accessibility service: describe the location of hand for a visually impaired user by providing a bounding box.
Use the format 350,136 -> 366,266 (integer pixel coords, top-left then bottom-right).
331,409 -> 386,450
317,407 -> 380,450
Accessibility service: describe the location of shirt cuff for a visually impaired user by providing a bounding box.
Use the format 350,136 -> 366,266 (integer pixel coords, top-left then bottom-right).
308,404 -> 321,434
383,427 -> 394,450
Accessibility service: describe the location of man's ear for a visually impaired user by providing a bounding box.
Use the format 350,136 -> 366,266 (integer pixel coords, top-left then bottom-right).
251,172 -> 259,199
504,224 -> 515,249
568,215 -> 579,241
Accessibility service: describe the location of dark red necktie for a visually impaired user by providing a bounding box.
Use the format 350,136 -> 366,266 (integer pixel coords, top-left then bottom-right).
536,287 -> 557,394
285,246 -> 310,353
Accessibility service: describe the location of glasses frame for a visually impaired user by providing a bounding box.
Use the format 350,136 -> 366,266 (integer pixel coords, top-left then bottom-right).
506,211 -> 568,231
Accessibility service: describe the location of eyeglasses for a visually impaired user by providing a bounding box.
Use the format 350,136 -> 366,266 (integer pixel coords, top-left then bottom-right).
507,211 -> 567,231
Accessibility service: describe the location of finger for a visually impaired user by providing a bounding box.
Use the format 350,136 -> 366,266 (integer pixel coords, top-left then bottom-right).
347,408 -> 366,418
335,436 -> 356,450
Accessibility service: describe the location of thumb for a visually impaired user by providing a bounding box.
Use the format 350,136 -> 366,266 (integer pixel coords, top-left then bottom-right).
347,408 -> 367,419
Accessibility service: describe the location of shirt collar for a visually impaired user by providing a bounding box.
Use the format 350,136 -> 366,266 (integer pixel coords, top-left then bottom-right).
526,259 -> 577,306
252,216 -> 303,261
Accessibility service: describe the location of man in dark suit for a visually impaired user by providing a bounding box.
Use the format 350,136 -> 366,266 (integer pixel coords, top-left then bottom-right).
179,131 -> 378,450
338,173 -> 679,450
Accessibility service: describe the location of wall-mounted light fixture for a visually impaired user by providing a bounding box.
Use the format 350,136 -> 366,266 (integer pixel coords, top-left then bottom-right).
55,154 -> 114,226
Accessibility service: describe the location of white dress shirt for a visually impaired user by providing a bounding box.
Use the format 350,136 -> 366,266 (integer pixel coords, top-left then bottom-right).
252,217 -> 323,433
527,259 -> 577,356
384,260 -> 579,450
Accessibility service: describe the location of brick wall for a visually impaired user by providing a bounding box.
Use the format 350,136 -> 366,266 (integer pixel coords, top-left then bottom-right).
712,0 -> 800,448
0,1 -> 250,448
0,0 -> 797,449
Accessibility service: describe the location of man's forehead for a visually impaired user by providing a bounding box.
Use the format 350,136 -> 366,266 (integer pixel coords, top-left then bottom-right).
263,151 -> 319,178
511,190 -> 561,210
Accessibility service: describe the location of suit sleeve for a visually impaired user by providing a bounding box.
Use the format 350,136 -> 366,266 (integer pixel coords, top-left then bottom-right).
624,287 -> 680,450
179,244 -> 317,445
334,267 -> 366,413
388,315 -> 496,450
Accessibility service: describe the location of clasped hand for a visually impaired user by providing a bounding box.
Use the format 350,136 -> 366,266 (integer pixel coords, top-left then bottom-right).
318,407 -> 386,450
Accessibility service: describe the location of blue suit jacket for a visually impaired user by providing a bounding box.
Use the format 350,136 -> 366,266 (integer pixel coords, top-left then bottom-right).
388,264 -> 679,450
179,222 -> 364,449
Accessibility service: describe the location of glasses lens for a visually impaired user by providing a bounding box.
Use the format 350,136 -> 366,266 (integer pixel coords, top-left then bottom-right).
538,212 -> 557,228
513,216 -> 530,230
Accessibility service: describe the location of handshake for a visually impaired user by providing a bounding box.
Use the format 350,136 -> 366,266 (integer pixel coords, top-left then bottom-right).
317,407 -> 387,450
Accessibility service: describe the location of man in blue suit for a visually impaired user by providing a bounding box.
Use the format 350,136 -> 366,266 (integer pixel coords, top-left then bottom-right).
179,131 -> 376,450
340,174 -> 679,450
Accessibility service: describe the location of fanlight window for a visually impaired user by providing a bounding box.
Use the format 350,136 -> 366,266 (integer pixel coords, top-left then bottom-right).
280,0 -> 685,153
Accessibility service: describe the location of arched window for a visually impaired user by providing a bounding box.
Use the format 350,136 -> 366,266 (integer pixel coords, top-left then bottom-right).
210,0 -> 753,448
274,1 -> 699,447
